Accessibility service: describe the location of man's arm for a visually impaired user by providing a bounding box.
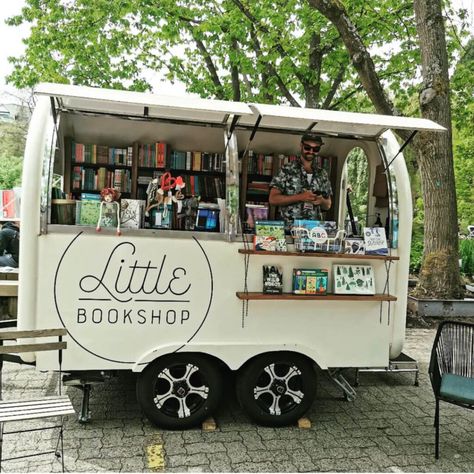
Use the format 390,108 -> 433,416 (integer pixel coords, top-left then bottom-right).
269,187 -> 319,206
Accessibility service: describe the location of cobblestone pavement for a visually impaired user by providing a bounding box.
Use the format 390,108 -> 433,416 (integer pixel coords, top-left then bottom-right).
1,328 -> 474,472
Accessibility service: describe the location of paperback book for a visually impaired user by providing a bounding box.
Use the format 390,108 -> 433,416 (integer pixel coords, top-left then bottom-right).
263,265 -> 283,294
363,227 -> 388,255
333,264 -> 375,295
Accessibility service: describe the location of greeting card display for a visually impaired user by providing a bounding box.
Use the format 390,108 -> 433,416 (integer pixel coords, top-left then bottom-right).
363,227 -> 388,255
333,264 -> 375,295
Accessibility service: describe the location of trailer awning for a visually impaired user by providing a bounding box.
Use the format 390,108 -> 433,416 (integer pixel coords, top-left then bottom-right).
240,103 -> 446,138
35,83 -> 253,125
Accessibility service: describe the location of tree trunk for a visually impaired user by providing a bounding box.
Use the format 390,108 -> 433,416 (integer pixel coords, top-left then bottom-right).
412,0 -> 463,299
309,0 -> 463,299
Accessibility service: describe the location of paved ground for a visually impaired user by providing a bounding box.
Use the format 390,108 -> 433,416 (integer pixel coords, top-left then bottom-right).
1,327 -> 474,472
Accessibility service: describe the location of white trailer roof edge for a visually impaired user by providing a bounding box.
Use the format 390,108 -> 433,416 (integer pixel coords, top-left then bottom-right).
35,83 -> 254,124
35,83 -> 445,139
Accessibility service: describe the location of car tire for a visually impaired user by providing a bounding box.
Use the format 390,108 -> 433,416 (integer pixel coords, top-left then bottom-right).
136,353 -> 222,430
236,352 -> 316,426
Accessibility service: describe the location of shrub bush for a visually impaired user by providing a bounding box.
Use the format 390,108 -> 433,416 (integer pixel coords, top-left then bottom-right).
459,239 -> 474,277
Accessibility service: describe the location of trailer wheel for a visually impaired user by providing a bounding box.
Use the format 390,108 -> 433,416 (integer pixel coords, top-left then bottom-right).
136,354 -> 222,430
236,352 -> 316,426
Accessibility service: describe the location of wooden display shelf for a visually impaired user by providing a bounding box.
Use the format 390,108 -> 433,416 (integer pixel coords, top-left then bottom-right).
238,249 -> 399,261
236,292 -> 397,302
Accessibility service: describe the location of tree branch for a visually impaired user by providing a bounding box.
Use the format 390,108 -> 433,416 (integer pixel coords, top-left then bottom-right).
193,35 -> 225,99
321,64 -> 345,109
305,32 -> 322,107
250,28 -> 300,106
230,38 -> 241,101
231,0 -> 307,87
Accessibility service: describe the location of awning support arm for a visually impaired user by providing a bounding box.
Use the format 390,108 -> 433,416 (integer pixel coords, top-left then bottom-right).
383,130 -> 417,172
227,115 -> 241,140
50,97 -> 58,125
240,114 -> 262,161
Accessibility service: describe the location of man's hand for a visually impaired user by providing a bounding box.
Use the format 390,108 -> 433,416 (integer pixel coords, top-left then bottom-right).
299,190 -> 318,202
313,194 -> 332,210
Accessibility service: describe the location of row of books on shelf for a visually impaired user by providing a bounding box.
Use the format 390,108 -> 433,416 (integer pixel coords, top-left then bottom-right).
263,263 -> 375,296
253,220 -> 389,255
240,151 -> 333,175
72,167 -> 132,193
247,181 -> 270,194
72,140 -> 226,173
72,142 -> 133,166
138,142 -> 168,168
167,151 -> 225,172
137,174 -> 225,199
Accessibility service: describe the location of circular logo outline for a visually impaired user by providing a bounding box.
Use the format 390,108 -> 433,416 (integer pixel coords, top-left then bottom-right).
54,232 -> 214,364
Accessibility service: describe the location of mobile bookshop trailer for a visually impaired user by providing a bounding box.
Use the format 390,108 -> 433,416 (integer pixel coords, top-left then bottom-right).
17,83 -> 445,428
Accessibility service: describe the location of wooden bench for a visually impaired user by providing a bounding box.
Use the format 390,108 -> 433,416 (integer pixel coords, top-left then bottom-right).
0,281 -> 18,297
0,280 -> 19,320
0,328 -> 74,472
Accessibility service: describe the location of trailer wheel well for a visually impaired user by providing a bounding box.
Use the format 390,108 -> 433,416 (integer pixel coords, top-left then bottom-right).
144,351 -> 231,373
238,350 -> 318,372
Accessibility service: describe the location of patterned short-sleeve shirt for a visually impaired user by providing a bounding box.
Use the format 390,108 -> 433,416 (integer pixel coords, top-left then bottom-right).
270,158 -> 333,228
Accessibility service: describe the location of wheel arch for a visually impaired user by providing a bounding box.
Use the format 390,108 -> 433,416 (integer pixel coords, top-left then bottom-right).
236,350 -> 319,375
132,344 -> 325,372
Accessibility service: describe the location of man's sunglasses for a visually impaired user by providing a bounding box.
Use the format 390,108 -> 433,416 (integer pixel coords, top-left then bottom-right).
302,144 -> 321,153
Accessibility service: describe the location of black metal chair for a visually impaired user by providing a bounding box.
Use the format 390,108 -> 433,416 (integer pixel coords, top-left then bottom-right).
429,320 -> 474,459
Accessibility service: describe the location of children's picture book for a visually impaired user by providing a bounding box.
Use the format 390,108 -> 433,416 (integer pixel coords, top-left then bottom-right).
263,265 -> 283,294
77,200 -> 101,226
363,227 -> 388,255
120,199 -> 145,229
292,268 -> 328,295
254,220 -> 287,252
344,238 -> 365,255
333,264 -> 375,295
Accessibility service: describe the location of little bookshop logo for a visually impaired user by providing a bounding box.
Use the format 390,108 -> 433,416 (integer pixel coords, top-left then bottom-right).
54,233 -> 213,363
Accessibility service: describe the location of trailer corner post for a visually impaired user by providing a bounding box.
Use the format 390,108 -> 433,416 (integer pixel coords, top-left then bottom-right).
18,97 -> 54,353
224,126 -> 239,241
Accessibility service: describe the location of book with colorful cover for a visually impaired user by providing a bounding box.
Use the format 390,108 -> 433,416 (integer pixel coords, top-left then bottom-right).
254,220 -> 287,251
292,268 -> 328,295
78,200 -> 101,226
263,265 -> 283,294
245,204 -> 269,231
363,227 -> 388,255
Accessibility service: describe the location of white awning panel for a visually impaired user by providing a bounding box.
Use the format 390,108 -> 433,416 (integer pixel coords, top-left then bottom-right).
242,103 -> 446,138
35,83 -> 253,124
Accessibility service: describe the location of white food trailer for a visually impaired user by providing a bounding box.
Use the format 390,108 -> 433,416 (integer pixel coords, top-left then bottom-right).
17,83 -> 444,429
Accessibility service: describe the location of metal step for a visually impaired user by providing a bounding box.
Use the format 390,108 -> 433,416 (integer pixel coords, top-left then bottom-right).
355,353 -> 419,386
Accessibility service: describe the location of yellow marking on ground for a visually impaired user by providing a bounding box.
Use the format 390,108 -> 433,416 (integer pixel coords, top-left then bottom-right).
146,443 -> 165,471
